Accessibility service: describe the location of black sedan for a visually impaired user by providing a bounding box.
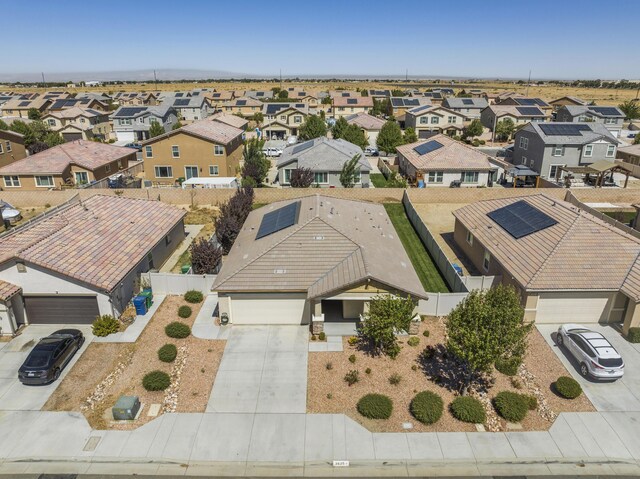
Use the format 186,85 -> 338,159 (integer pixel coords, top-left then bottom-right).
18,329 -> 85,385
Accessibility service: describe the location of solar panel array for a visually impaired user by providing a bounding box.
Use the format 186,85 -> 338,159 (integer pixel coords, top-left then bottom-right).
19,101 -> 30,107
410,104 -> 433,114
516,106 -> 544,116
236,100 -> 247,106
413,140 -> 443,156
174,99 -> 191,106
115,107 -> 146,117
256,92 -> 264,97
487,200 -> 558,239
256,201 -> 300,239
589,106 -> 620,116
265,104 -> 281,115
461,99 -> 474,105
405,99 -> 419,106
515,98 -> 542,106
341,92 -> 350,97
347,98 -> 358,104
295,103 -> 305,108
539,124 -> 591,136
175,93 -> 184,97
291,140 -> 314,155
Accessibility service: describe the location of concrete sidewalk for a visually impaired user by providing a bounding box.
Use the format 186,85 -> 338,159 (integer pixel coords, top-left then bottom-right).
191,294 -> 230,340
93,295 -> 166,343
158,224 -> 203,273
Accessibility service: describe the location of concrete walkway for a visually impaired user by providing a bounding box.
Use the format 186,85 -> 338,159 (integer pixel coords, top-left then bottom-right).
93,295 -> 166,343
191,294 -> 230,340
158,224 -> 203,273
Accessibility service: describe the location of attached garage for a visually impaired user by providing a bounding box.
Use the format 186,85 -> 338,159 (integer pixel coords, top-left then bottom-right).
534,292 -> 614,324
229,293 -> 309,325
24,295 -> 100,324
116,131 -> 135,142
62,132 -> 83,142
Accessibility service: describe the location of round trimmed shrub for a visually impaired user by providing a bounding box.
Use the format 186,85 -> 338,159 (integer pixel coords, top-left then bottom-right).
165,321 -> 191,339
495,357 -> 521,376
407,336 -> 420,347
493,391 -> 528,422
142,371 -> 170,391
555,376 -> 582,399
92,315 -> 120,337
357,394 -> 393,420
184,290 -> 203,303
178,305 -> 192,318
522,394 -> 538,410
318,331 -> 326,341
410,391 -> 443,425
158,344 -> 177,362
450,396 -> 486,424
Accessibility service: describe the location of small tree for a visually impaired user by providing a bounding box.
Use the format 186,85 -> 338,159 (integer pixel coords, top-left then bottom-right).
339,154 -> 362,188
619,100 -> 640,127
215,187 -> 254,254
495,118 -> 515,142
29,141 -> 50,154
446,285 -> 533,394
189,238 -> 223,274
27,108 -> 42,120
298,115 -> 327,140
149,120 -> 165,138
172,120 -> 183,130
0,119 -> 8,130
463,119 -> 483,139
290,167 -> 315,187
360,294 -> 416,357
253,112 -> 264,126
278,90 -> 288,100
377,120 -> 403,154
10,120 -> 36,146
331,116 -> 348,139
44,131 -> 65,148
241,138 -> 270,186
321,96 -> 332,105
403,127 -> 418,144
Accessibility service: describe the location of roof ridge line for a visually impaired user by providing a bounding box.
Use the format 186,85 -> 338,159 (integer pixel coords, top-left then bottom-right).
308,249 -> 366,295
621,250 -> 640,294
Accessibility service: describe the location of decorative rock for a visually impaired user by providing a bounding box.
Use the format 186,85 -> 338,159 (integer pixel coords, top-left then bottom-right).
475,424 -> 486,432
162,345 -> 188,413
402,422 -> 413,430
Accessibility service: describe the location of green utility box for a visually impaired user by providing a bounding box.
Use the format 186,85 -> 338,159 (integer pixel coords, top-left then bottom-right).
181,265 -> 191,274
112,395 -> 141,420
139,290 -> 153,308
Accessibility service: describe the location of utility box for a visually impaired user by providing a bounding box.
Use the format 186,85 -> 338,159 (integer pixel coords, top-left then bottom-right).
112,395 -> 141,420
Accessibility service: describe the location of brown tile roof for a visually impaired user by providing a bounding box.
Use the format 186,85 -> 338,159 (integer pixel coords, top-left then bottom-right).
2,98 -> 51,111
453,194 -> 640,299
0,195 -> 186,291
180,119 -> 244,145
0,141 -> 134,175
44,107 -> 105,120
208,112 -> 248,129
486,105 -> 549,118
345,112 -> 386,130
0,279 -> 21,301
397,134 -> 495,172
333,96 -> 374,107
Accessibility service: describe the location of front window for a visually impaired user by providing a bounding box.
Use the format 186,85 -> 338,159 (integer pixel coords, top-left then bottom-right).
120,118 -> 131,126
420,117 -> 428,124
519,137 -> 528,150
214,145 -> 224,156
584,144 -> 593,157
284,168 -> 294,184
428,171 -> 443,183
447,116 -> 457,123
604,118 -> 617,125
5,141 -> 10,152
280,115 -> 286,121
606,144 -> 615,157
553,145 -> 564,157
461,171 -> 479,183
35,175 -> 54,187
172,145 -> 180,158
549,164 -> 564,179
314,172 -> 329,184
483,250 -> 491,271
466,230 -> 473,245
209,165 -> 219,176
155,166 -> 173,178
145,146 -> 153,158
430,116 -> 440,124
3,176 -> 20,187
294,115 -> 302,124
47,119 -> 56,127
75,171 -> 89,184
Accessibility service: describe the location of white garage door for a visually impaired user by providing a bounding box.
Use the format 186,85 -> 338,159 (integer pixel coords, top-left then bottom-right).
116,131 -> 135,142
535,292 -> 612,324
230,293 -> 308,325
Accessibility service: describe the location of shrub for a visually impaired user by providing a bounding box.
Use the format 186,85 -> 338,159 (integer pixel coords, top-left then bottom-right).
423,330 -> 430,338
165,321 -> 191,339
318,331 -> 326,341
493,391 -> 528,422
142,371 -> 170,391
411,364 -> 418,371
348,354 -> 356,363
184,290 -> 203,303
450,396 -> 486,424
357,394 -> 393,419
158,344 -> 177,362
407,336 -> 420,347
311,334 -> 317,341
92,315 -> 120,337
365,367 -> 371,375
178,305 -> 192,318
389,373 -> 402,385
410,391 -> 444,425
344,370 -> 359,386
555,376 -> 582,399
326,362 -> 333,370
495,357 -> 521,376
628,327 -> 640,343
521,394 -> 538,410
511,377 -> 523,389
347,336 -> 358,346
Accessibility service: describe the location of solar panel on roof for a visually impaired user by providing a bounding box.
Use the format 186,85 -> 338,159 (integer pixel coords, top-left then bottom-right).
487,200 -> 558,239
19,101 -> 30,106
516,106 -> 544,116
292,140 -> 314,155
256,201 -> 300,239
462,99 -> 474,105
347,98 -> 358,104
298,92 -> 305,96
295,103 -> 305,108
406,99 -> 419,106
341,92 -> 350,97
174,99 -> 190,106
116,107 -> 146,117
236,100 -> 247,106
539,124 -> 590,136
413,140 -> 443,155
589,106 -> 620,116
256,92 -> 264,96
391,98 -> 402,107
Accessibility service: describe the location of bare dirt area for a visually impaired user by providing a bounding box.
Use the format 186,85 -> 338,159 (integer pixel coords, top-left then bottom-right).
170,205 -> 219,273
44,295 -> 226,430
307,317 -> 593,433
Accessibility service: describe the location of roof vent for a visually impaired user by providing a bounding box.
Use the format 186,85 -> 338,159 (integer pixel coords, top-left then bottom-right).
274,268 -> 287,274
313,235 -> 324,240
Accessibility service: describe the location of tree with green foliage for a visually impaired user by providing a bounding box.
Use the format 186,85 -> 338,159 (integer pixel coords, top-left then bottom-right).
27,108 -> 42,120
360,294 -> 416,357
341,124 -> 368,150
619,100 -> 640,127
339,154 -> 363,188
331,116 -> 348,139
446,285 -> 533,394
299,115 -> 327,140
403,127 -> 418,144
149,120 -> 165,138
360,89 -> 369,97
172,120 -> 183,131
271,86 -> 281,95
390,89 -> 405,96
321,96 -> 332,105
9,120 -> 36,148
371,98 -> 391,117
278,90 -> 288,100
253,112 -> 264,126
289,167 -> 315,187
495,118 -> 515,142
376,120 -> 403,153
241,138 -> 270,187
0,119 -> 8,130
463,119 -> 484,139
43,131 -> 65,148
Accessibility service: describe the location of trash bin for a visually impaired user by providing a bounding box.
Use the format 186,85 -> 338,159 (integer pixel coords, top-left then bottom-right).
139,290 -> 153,309
181,265 -> 191,274
133,295 -> 148,315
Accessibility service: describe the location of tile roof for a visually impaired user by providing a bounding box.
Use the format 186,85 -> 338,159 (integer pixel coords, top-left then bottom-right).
0,195 -> 186,291
180,119 -> 244,145
397,134 -> 495,172
443,98 -> 488,109
345,112 -> 386,130
224,97 -> 263,107
562,105 -> 625,118
0,279 -> 21,301
45,107 -> 106,120
2,98 -> 50,110
212,195 -> 426,299
208,112 -> 248,129
333,96 -> 374,107
0,141 -> 135,175
277,137 -> 370,172
550,96 -> 588,106
485,105 -> 549,118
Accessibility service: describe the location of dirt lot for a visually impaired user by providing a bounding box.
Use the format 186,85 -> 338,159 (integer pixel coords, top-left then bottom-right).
44,295 -> 226,430
308,317 -> 593,433
170,205 -> 218,273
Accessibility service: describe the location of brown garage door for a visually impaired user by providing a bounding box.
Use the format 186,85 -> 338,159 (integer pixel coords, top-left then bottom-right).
62,132 -> 83,142
24,296 -> 100,324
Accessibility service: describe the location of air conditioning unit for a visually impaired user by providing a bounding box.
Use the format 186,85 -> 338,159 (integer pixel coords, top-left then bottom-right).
112,395 -> 140,420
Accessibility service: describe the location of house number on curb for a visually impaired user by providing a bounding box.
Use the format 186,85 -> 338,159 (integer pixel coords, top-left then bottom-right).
333,460 -> 350,467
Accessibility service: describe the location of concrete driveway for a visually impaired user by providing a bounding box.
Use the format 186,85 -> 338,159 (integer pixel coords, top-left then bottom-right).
207,325 -> 308,414
538,324 -> 640,412
0,324 -> 93,411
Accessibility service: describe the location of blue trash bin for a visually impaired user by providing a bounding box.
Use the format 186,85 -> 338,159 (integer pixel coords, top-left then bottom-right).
133,295 -> 148,315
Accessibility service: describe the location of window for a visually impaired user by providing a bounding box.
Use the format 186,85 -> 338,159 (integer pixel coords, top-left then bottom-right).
47,119 -> 56,127
584,144 -> 593,157
171,145 -> 180,158
35,175 -> 54,187
447,116 -> 457,123
430,116 -> 440,124
105,164 -> 111,173
428,171 -> 443,183
145,146 -> 153,158
606,144 -> 616,157
553,145 -> 564,156
185,166 -> 198,179
209,165 -> 219,176
529,159 -> 535,168
4,141 -> 10,152
420,117 -> 428,125
549,164 -> 564,179
120,118 -> 131,126
154,166 -> 173,178
3,176 -> 20,187
604,117 -> 617,125
74,171 -> 89,184
80,118 -> 85,123
483,249 -> 491,271
0,143 -> 3,154
354,170 -> 361,184
314,172 -> 328,184
522,156 -> 527,166
214,145 -> 224,156
461,171 -> 479,183
294,115 -> 302,124
519,137 -> 528,150
280,115 -> 286,121
466,230 -> 473,246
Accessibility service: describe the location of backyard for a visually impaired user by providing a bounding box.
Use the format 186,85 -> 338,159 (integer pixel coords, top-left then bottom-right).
169,205 -> 218,273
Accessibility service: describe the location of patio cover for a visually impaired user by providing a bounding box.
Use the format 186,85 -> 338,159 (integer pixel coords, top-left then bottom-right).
507,165 -> 540,177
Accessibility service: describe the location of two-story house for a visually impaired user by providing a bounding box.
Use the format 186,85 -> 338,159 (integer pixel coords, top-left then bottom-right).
389,97 -> 431,118
496,97 -> 552,115
111,106 -> 177,142
223,97 -> 263,117
442,97 -> 489,120
48,97 -> 110,112
162,95 -> 210,124
0,130 -> 27,169
261,103 -> 310,140
42,107 -> 113,142
549,96 -> 589,111
555,105 -> 625,138
404,105 -> 466,138
332,96 -> 373,118
480,105 -> 550,133
1,98 -> 52,119
114,92 -> 159,106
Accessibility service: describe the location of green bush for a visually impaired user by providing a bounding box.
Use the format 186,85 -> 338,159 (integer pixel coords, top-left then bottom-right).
423,330 -> 430,338
158,344 -> 177,362
365,367 -> 372,375
142,371 -> 171,391
357,394 -> 393,419
325,362 -> 333,370
410,391 -> 443,425
184,290 -> 203,303
628,327 -> 640,343
495,357 -> 521,376
389,373 -> 402,385
493,391 -> 528,422
555,376 -> 582,399
92,315 -> 120,337
178,305 -> 192,318
521,394 -> 538,410
407,336 -> 420,347
450,396 -> 486,424
165,321 -> 191,339
344,370 -> 359,386
318,331 -> 326,341
348,354 -> 356,363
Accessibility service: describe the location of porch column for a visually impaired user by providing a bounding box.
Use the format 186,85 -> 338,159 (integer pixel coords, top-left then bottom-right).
311,299 -> 324,335
622,300 -> 640,336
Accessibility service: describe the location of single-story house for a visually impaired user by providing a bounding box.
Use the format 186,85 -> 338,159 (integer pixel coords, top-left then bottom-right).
345,112 -> 386,147
0,195 -> 186,335
213,195 -> 427,328
208,112 -> 249,130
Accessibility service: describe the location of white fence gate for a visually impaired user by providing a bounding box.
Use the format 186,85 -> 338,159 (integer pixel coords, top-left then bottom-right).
146,272 -> 217,295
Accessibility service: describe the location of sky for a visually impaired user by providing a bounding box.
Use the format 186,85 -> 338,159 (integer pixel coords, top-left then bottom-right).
5,0 -> 640,80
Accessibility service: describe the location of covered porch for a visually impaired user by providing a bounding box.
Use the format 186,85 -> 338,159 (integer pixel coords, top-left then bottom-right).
558,161 -> 631,188
505,165 -> 541,188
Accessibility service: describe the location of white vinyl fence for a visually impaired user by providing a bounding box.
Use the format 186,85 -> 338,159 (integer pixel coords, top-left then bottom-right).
146,272 -> 217,295
418,293 -> 469,316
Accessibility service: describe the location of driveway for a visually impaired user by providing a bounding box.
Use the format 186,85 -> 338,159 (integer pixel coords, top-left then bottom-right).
206,325 -> 308,414
0,325 -> 93,411
537,324 -> 640,412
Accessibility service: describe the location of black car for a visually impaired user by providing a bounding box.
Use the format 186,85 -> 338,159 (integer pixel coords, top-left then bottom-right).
18,329 -> 85,385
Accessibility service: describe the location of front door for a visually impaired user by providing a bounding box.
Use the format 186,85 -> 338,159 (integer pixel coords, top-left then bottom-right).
185,166 -> 199,179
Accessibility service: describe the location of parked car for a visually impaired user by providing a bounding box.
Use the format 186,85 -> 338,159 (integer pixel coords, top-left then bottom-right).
262,147 -> 283,157
364,147 -> 379,156
125,143 -> 142,151
287,135 -> 298,145
556,324 -> 624,380
18,329 -> 85,385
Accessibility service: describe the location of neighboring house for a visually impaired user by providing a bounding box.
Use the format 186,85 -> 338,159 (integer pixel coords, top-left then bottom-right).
404,105 -> 467,138
512,122 -> 618,180
0,130 -> 27,169
141,119 -> 244,185
496,97 -> 552,113
0,195 -> 186,335
48,98 -> 109,112
453,194 -> 640,333
493,91 -> 523,103
212,196 -> 426,326
114,92 -> 159,106
208,112 -> 249,130
244,90 -> 274,100
222,97 -> 263,116
332,96 -> 374,118
285,89 -> 319,106
618,144 -> 640,166
480,105 -> 550,131
261,103 -> 310,139
555,105 -> 625,138
549,96 -> 589,110
329,90 -> 360,99
397,134 -> 498,186
389,97 -> 431,117
41,91 -> 71,101
42,107 -> 113,142
203,90 -> 234,111
111,106 -> 177,142
75,92 -> 112,103
277,137 -> 370,187
442,97 -> 488,120
0,140 -> 134,190
162,95 -> 210,123
367,89 -> 392,100
410,91 -> 444,105
345,112 -> 386,147
1,98 -> 51,118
